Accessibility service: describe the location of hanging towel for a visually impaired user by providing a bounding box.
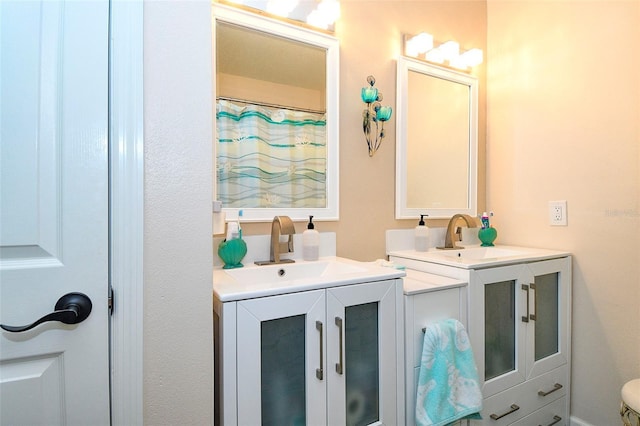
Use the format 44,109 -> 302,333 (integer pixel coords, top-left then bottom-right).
416,318 -> 483,426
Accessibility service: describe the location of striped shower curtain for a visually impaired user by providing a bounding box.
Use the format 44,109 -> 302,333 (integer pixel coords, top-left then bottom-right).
216,100 -> 327,208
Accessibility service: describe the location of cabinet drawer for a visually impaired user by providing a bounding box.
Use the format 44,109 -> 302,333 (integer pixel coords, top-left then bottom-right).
480,366 -> 567,425
511,397 -> 567,426
406,287 -> 463,368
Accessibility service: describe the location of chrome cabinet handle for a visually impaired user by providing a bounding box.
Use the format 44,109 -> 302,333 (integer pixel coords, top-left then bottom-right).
539,415 -> 562,426
1,293 -> 92,333
521,284 -> 530,323
538,383 -> 563,396
529,282 -> 537,321
335,316 -> 343,375
490,404 -> 520,421
315,321 -> 323,380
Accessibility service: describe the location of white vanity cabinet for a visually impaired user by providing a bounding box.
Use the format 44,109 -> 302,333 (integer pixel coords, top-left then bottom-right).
389,251 -> 571,425
214,277 -> 404,426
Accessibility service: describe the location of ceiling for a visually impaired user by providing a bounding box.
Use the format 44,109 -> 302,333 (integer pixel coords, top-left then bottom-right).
216,21 -> 326,90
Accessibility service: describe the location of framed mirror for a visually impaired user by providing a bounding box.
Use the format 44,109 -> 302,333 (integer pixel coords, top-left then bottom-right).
395,56 -> 478,219
213,3 -> 339,222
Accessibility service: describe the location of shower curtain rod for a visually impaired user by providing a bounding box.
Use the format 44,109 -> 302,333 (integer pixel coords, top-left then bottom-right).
216,96 -> 326,115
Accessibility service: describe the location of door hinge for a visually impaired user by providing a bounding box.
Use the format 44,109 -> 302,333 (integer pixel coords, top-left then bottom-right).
108,287 -> 114,315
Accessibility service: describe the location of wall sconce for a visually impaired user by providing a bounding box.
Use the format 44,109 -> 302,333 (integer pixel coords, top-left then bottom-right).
404,33 -> 483,71
361,75 -> 392,157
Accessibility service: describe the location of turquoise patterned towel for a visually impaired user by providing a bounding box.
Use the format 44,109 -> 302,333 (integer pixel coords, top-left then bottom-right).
416,319 -> 482,426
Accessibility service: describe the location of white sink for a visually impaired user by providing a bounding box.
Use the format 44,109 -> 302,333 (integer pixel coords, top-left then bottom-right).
224,260 -> 367,285
214,256 -> 405,302
435,246 -> 529,260
388,245 -> 569,269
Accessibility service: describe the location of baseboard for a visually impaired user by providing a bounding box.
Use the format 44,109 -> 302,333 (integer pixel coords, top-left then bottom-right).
570,416 -> 595,426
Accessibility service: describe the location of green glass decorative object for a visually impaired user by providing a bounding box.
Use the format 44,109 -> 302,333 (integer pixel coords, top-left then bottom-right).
478,227 -> 497,247
218,238 -> 247,269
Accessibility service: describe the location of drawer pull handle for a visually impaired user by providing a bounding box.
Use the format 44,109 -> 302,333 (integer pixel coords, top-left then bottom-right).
538,383 -> 563,396
315,321 -> 323,380
490,404 -> 520,420
539,415 -> 562,426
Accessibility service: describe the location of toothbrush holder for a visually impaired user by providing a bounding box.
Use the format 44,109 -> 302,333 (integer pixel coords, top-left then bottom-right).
478,227 -> 497,247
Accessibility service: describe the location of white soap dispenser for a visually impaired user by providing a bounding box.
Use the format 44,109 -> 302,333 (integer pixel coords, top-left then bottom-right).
415,214 -> 429,252
302,215 -> 320,261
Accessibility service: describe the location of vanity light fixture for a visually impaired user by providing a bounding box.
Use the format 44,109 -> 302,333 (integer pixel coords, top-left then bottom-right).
405,32 -> 433,57
404,33 -> 483,71
361,75 -> 392,157
266,0 -> 299,17
306,0 -> 340,29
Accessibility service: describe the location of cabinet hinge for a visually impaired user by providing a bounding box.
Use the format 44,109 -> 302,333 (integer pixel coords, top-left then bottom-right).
108,287 -> 114,315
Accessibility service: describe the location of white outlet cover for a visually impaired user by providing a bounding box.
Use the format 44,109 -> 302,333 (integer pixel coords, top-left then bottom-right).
549,200 -> 567,226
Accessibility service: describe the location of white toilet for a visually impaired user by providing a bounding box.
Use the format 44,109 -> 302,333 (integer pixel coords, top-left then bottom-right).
621,378 -> 640,426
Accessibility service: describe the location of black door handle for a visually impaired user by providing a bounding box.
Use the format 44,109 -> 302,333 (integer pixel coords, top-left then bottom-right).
1,292 -> 92,332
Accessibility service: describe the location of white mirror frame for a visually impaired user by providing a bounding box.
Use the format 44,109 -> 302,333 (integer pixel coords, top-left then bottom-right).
395,56 -> 478,219
213,3 -> 340,222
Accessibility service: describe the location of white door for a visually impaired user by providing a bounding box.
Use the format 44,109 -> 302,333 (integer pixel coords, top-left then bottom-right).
0,1 -> 110,425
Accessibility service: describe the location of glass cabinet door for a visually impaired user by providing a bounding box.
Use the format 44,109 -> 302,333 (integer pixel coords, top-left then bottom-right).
484,279 -> 516,381
236,289 -> 327,426
526,258 -> 571,379
326,280 -> 398,426
471,265 -> 528,398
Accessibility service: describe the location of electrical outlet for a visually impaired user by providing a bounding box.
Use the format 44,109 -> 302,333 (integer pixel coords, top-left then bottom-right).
549,200 -> 567,226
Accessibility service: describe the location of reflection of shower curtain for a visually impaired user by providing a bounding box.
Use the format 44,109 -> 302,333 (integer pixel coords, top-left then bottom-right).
216,100 -> 327,208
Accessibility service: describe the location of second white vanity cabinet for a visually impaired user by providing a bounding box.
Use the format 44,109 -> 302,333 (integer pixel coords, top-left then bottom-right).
389,249 -> 571,426
214,262 -> 404,426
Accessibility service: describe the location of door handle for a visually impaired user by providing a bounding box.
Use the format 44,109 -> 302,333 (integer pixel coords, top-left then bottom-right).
1,292 -> 92,333
521,284 -> 530,323
335,316 -> 343,375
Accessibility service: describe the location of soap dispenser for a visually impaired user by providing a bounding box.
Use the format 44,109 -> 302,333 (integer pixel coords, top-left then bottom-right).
302,215 -> 320,261
415,214 -> 429,252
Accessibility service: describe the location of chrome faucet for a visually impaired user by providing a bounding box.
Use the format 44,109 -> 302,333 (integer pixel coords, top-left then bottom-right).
255,216 -> 296,265
437,214 -> 477,250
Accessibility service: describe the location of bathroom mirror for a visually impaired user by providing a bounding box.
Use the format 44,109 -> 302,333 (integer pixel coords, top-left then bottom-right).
395,56 -> 478,219
213,3 -> 339,222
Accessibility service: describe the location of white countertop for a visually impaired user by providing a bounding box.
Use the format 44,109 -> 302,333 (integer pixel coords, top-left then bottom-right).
403,269 -> 467,295
213,256 -> 406,302
389,245 -> 570,269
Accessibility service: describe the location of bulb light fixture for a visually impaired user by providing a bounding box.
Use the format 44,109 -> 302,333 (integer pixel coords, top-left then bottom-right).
361,75 -> 392,157
266,0 -> 298,17
306,0 -> 341,29
404,33 -> 483,71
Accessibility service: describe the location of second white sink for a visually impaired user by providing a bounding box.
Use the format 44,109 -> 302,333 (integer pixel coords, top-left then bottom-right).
436,246 -> 530,260
388,245 -> 569,269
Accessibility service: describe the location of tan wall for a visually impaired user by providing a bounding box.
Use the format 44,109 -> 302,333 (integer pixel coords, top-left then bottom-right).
241,1 -> 488,260
143,1 -> 637,425
486,1 -> 640,424
218,73 -> 325,111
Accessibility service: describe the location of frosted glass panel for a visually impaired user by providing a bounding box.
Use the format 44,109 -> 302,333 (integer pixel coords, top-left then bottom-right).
345,302 -> 379,426
261,315 -> 306,426
485,280 -> 515,380
534,273 -> 559,361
